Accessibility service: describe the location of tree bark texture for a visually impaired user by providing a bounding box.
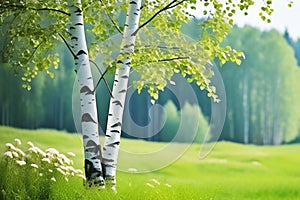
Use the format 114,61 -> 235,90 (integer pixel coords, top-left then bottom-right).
102,0 -> 142,190
68,0 -> 104,186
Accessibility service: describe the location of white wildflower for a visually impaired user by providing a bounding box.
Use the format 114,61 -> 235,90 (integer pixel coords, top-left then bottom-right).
34,147 -> 46,157
77,174 -> 86,180
128,168 -> 137,173
56,168 -> 66,176
151,179 -> 161,185
59,154 -> 71,165
14,148 -> 25,157
46,148 -> 59,155
6,143 -> 16,150
4,151 -> 13,159
65,177 -> 69,182
27,141 -> 34,147
31,164 -> 39,169
16,160 -> 26,166
65,166 -> 75,173
57,157 -> 64,165
39,173 -> 43,177
165,183 -> 172,188
41,158 -> 51,163
29,147 -> 38,154
67,152 -> 76,157
14,138 -> 22,146
54,162 -> 59,167
50,177 -> 56,182
75,169 -> 83,174
12,151 -> 19,158
48,169 -> 53,173
146,183 -> 155,188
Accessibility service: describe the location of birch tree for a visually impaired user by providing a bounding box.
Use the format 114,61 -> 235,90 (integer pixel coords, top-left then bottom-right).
102,0 -> 142,190
1,0 -> 294,192
67,0 -> 104,186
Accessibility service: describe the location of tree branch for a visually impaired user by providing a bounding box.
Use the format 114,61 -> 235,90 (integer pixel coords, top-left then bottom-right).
149,56 -> 190,63
0,4 -> 70,16
89,59 -> 113,97
99,0 -> 122,34
132,0 -> 186,36
58,33 -> 78,59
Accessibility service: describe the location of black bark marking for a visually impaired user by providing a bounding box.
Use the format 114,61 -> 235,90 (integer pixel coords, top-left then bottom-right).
125,61 -> 131,65
83,135 -> 89,139
111,130 -> 120,134
119,89 -> 127,93
130,1 -> 137,4
74,8 -> 82,15
121,75 -> 129,79
123,43 -> 134,49
71,36 -> 78,41
117,60 -> 123,64
103,158 -> 114,163
111,122 -> 122,128
70,26 -> 75,30
75,22 -> 83,26
107,141 -> 120,147
87,77 -> 92,80
105,135 -> 111,138
86,140 -> 102,157
84,159 -> 103,185
80,86 -> 93,94
108,114 -> 113,116
112,100 -> 122,107
82,113 -> 97,124
76,50 -> 87,56
91,155 -> 101,160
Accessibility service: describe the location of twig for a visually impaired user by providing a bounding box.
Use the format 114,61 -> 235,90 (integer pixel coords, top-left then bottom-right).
89,59 -> 113,97
0,4 -> 70,16
132,0 -> 186,36
99,0 -> 122,34
58,33 -> 78,59
153,56 -> 190,63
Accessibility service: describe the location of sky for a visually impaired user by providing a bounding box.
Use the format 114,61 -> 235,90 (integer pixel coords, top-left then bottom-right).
194,1 -> 300,40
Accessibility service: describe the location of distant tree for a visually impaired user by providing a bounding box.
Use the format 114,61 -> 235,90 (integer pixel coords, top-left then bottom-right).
221,26 -> 300,144
284,29 -> 300,66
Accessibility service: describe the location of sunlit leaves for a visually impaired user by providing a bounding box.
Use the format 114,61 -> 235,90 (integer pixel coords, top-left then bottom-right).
0,1 -> 67,87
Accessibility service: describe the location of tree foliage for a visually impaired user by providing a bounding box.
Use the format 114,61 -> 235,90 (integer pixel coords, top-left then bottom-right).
1,0 -> 289,101
220,26 -> 300,144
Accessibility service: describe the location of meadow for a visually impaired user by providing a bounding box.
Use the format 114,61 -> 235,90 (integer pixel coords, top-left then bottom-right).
0,126 -> 299,199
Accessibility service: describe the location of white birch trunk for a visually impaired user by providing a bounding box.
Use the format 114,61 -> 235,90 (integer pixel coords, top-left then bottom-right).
102,0 -> 142,190
68,0 -> 104,186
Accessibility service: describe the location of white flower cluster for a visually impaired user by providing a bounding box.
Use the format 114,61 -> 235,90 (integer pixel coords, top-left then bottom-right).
3,138 -> 85,183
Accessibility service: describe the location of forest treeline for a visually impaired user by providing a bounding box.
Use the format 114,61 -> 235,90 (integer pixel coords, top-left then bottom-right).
1,24 -> 300,145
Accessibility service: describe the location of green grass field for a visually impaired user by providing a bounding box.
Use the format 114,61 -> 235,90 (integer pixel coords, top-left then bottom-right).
0,126 -> 300,199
